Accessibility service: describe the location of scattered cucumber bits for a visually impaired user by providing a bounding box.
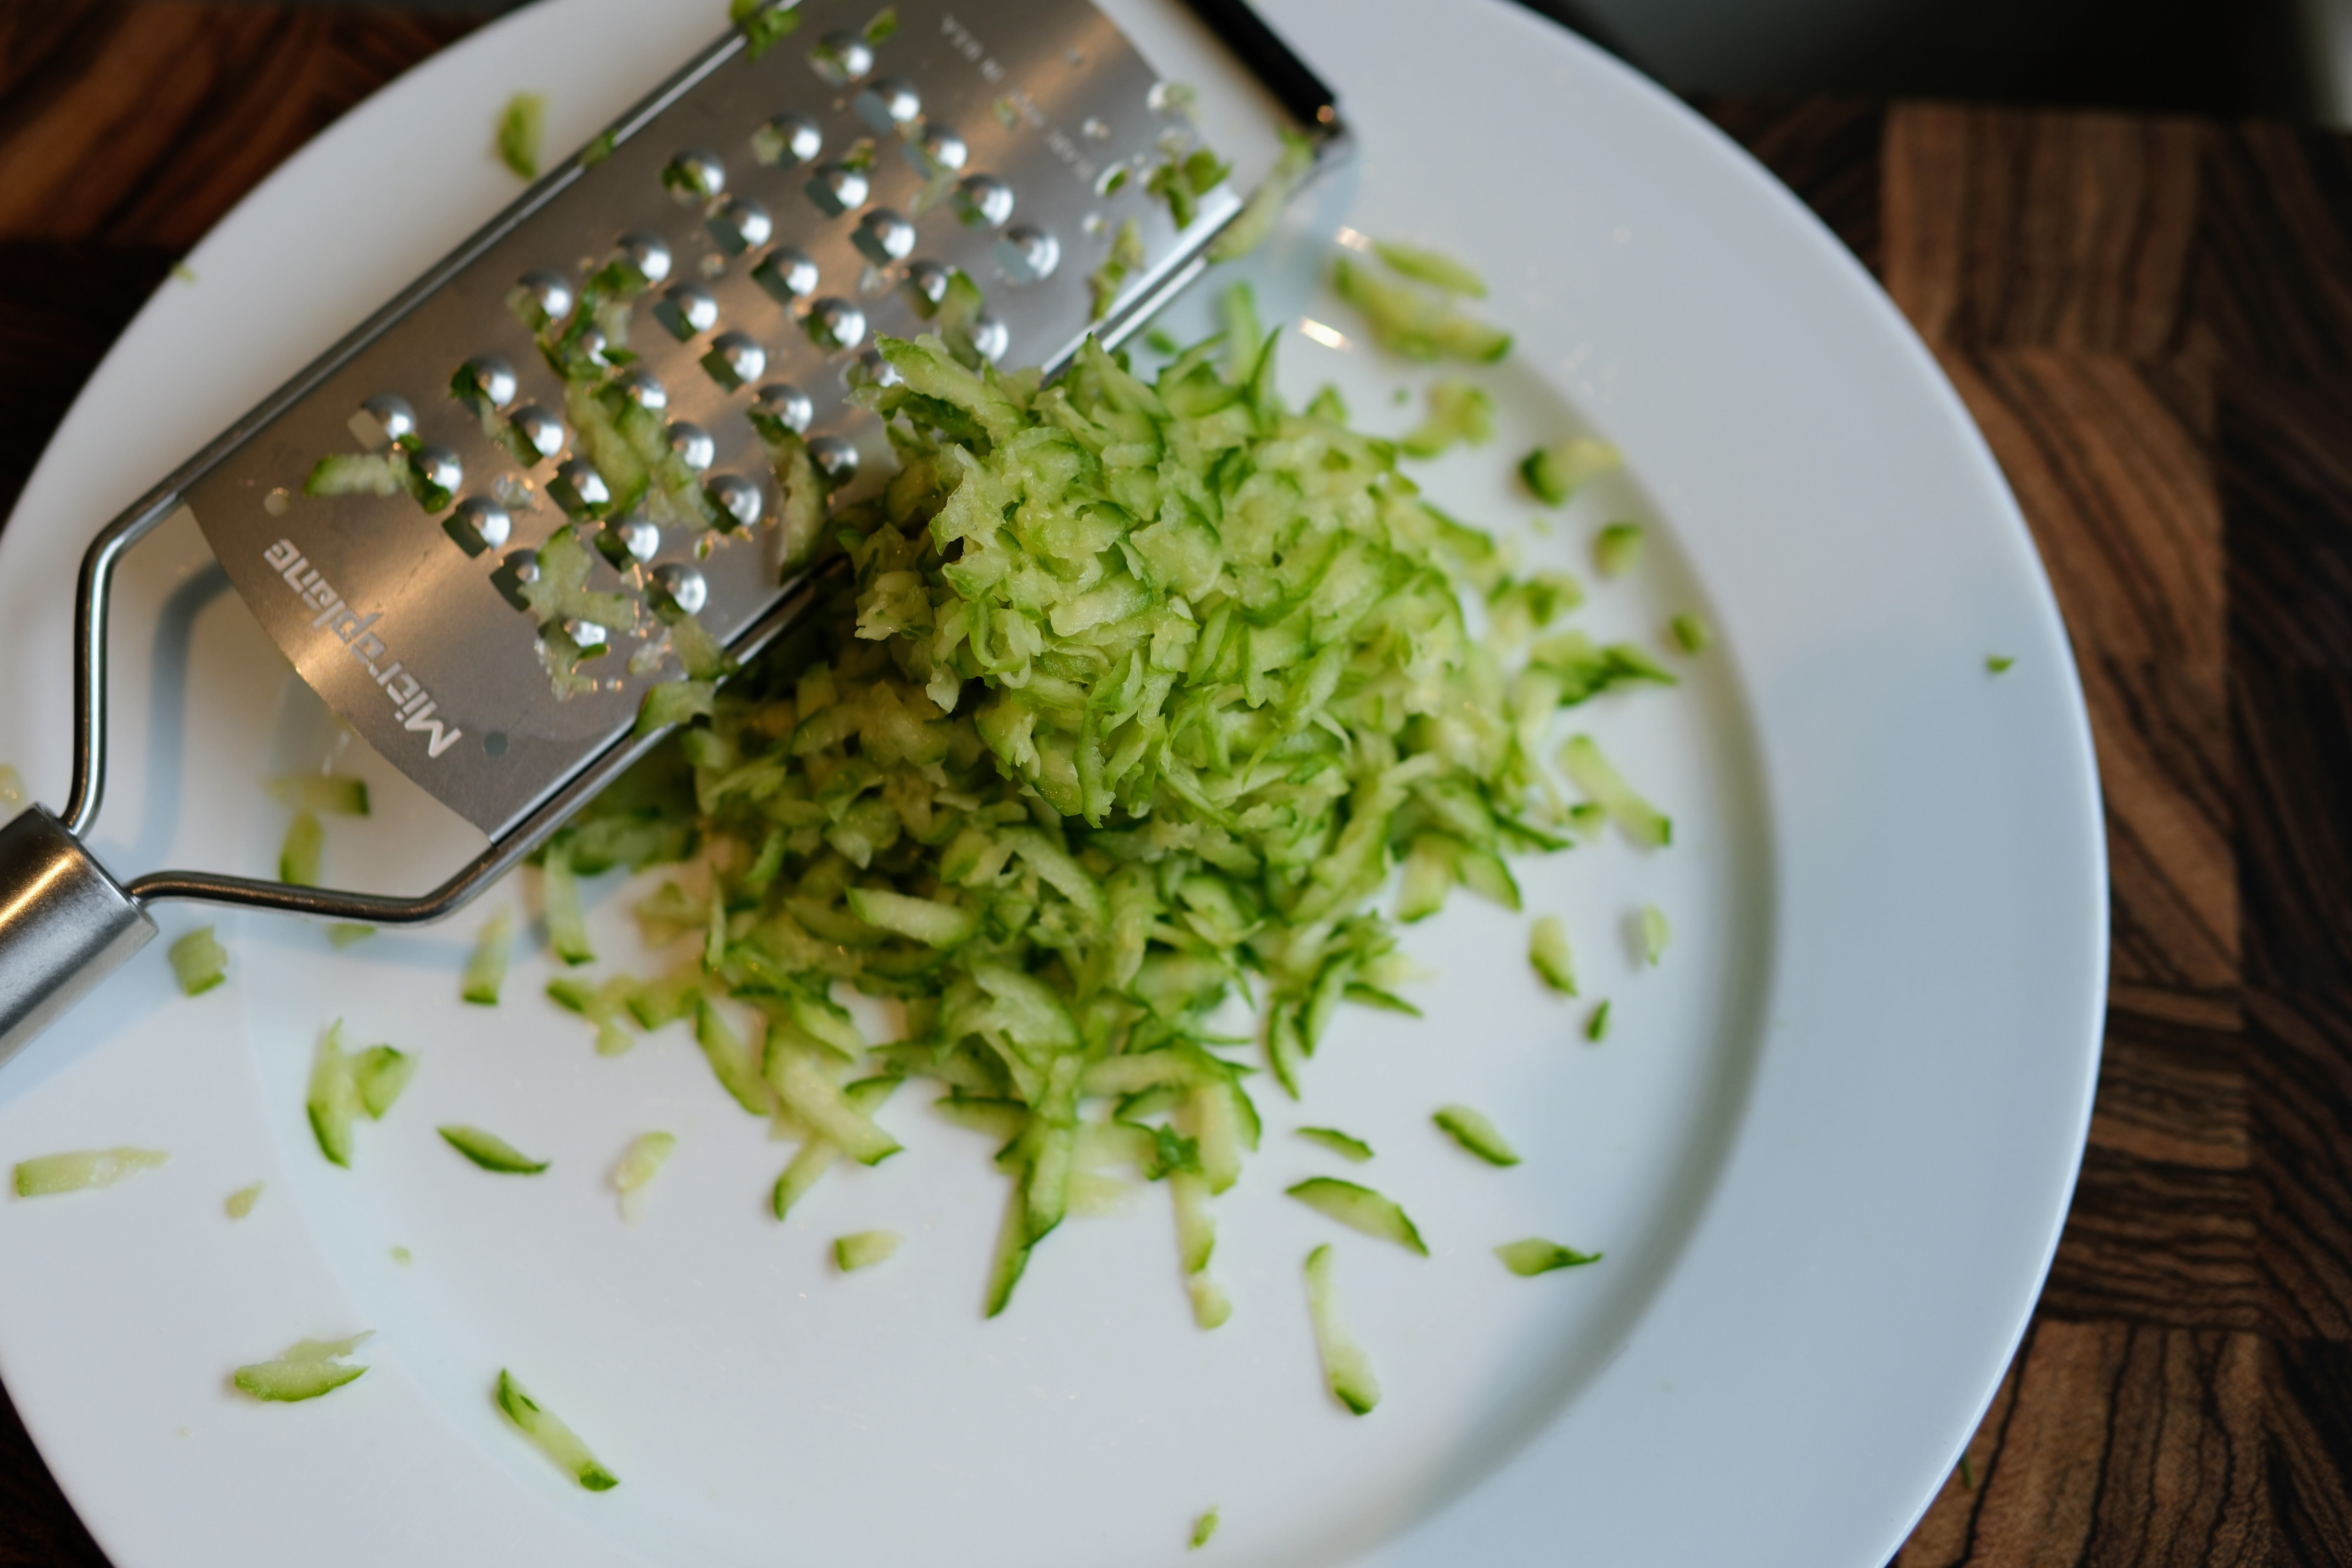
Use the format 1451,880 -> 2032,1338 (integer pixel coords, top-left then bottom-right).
1302,1244 -> 1379,1414
1089,217 -> 1146,321
775,1077 -> 899,1219
527,296 -> 1682,1328
495,91 -> 546,181
548,975 -> 639,1056
1593,521 -> 1644,578
233,1332 -> 371,1402
1370,239 -> 1486,298
1586,999 -> 1611,1041
1670,613 -> 1711,654
1287,1177 -> 1428,1255
497,1369 -> 618,1491
612,1131 -> 677,1221
279,810 -> 323,887
225,1182 -> 263,1220
1399,378 -> 1495,459
13,1147 -> 166,1197
1520,438 -> 1620,506
1191,1507 -> 1221,1550
462,907 -> 515,1005
1332,253 -> 1510,362
306,1023 -> 363,1168
1560,735 -> 1671,848
1495,1238 -> 1601,1276
1528,914 -> 1575,996
352,1045 -> 416,1120
328,923 -> 375,948
1642,904 -> 1671,965
1207,128 -> 1314,263
542,840 -> 595,966
731,0 -> 803,59
834,1229 -> 903,1271
1295,1126 -> 1373,1163
268,774 -> 369,817
439,1125 -> 550,1174
1987,653 -> 2016,674
1433,1104 -> 1520,1166
169,926 -> 228,997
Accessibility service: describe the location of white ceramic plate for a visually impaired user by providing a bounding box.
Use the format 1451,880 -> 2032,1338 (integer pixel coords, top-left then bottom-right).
0,2 -> 2105,1565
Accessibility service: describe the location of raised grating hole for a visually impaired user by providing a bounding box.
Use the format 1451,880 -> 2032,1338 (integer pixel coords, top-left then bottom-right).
805,163 -> 870,219
804,298 -> 866,352
457,355 -> 518,410
709,197 -> 772,256
809,30 -> 874,86
753,246 -> 820,304
854,208 -> 916,265
509,269 -> 574,331
807,434 -> 859,487
752,383 -> 813,436
854,77 -> 922,133
954,174 -> 1013,228
655,282 -> 720,341
550,459 -> 611,519
412,446 -> 463,499
667,422 -> 716,472
702,331 -> 768,391
968,313 -> 1009,363
351,393 -> 416,451
599,516 -> 660,566
663,148 -> 726,205
616,370 -> 668,413
446,497 -> 511,556
753,113 -> 823,168
653,562 -> 708,616
996,226 -> 1059,283
504,404 -> 565,464
617,232 -> 673,287
705,473 -> 763,530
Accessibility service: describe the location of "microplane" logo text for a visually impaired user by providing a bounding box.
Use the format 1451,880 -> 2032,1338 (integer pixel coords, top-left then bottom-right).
263,538 -> 463,759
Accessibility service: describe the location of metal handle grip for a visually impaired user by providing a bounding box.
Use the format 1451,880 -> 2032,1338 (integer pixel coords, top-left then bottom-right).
0,807 -> 156,1068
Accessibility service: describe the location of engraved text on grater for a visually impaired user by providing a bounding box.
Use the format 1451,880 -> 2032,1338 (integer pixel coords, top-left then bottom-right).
938,14 -> 1102,188
261,538 -> 464,759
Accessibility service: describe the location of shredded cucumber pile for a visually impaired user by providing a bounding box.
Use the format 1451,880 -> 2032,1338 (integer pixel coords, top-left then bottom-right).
530,286 -> 1669,1324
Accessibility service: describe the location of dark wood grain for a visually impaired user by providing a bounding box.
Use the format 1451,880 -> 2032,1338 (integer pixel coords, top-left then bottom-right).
8,11 -> 2352,1568
0,2 -> 477,248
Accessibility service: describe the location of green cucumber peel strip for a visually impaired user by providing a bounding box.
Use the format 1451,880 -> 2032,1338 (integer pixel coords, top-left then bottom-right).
1560,735 -> 1671,849
1303,1244 -> 1380,1414
1433,1103 -> 1520,1166
834,1229 -> 903,1270
495,92 -> 545,180
497,1369 -> 618,1490
1528,914 -> 1576,996
352,1045 -> 415,1120
438,1125 -> 549,1174
13,1147 -> 167,1197
233,1332 -> 371,1403
1495,1237 -> 1602,1276
1294,1126 -> 1374,1162
461,907 -> 515,1005
1286,1176 -> 1428,1255
306,1023 -> 361,1168
169,926 -> 228,997
613,1131 -> 677,1221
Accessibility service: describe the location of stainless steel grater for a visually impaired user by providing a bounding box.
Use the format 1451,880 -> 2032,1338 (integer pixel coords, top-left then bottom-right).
0,0 -> 1345,1061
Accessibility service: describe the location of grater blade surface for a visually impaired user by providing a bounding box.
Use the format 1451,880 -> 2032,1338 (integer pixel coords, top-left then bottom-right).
180,0 -> 1262,841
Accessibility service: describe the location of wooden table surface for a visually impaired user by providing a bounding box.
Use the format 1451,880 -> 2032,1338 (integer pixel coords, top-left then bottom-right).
4,4 -> 2350,1564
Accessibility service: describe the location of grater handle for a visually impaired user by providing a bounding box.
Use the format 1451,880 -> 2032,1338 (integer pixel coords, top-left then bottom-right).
0,806 -> 157,1069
